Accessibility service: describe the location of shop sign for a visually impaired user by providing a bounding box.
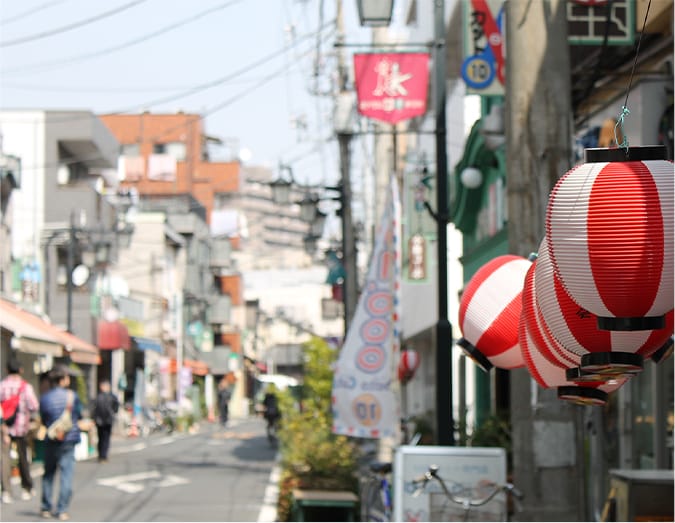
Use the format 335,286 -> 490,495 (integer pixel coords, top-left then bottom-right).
354,52 -> 429,124
568,0 -> 634,45
461,0 -> 505,95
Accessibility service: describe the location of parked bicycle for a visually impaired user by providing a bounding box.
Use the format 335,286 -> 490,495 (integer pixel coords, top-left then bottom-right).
411,464 -> 523,522
360,461 -> 393,522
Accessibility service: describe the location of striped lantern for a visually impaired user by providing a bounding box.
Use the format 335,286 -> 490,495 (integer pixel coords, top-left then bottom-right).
522,256 -> 610,384
546,146 -> 674,339
398,348 -> 420,384
535,237 -> 674,376
521,253 -> 585,372
520,263 -> 627,405
458,255 -> 531,372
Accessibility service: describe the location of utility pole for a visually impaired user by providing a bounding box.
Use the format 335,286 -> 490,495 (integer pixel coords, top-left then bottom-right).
336,0 -> 358,333
505,1 -> 583,520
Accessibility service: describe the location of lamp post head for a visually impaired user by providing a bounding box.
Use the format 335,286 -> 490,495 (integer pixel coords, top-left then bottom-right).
269,164 -> 295,204
297,192 -> 321,222
357,0 -> 394,27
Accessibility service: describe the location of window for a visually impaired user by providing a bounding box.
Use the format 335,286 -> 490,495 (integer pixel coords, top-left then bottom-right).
121,143 -> 140,156
153,142 -> 186,161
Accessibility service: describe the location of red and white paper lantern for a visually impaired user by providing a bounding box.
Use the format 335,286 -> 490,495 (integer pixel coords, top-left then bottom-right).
546,146 -> 674,334
458,255 -> 531,372
520,263 -> 627,405
398,348 -> 420,384
536,237 -> 674,376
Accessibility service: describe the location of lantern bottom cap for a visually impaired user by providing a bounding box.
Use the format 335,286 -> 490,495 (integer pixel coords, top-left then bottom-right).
558,386 -> 608,406
566,367 -> 610,383
580,352 -> 643,375
457,337 -> 492,372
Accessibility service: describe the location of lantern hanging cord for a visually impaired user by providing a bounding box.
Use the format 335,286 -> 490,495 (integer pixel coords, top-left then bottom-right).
614,0 -> 652,152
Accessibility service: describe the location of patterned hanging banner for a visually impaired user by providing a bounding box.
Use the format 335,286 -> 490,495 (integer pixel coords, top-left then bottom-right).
332,178 -> 401,439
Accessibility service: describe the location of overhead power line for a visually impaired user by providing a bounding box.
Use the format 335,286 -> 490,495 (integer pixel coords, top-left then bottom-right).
0,0 -> 148,48
1,0 -> 66,25
10,23 -> 337,172
0,20 -> 336,126
2,0 -> 244,75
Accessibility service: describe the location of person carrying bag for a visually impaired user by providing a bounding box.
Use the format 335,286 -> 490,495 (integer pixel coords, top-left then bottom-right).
39,365 -> 81,521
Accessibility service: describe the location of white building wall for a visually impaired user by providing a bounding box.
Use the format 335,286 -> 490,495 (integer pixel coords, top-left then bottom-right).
0,111 -> 47,261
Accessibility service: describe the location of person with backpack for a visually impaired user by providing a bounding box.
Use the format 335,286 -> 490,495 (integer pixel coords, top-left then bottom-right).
92,380 -> 119,463
0,356 -> 39,504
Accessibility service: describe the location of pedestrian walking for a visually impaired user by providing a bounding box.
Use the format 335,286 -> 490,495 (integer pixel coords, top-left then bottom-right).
0,356 -> 39,504
39,364 -> 82,521
92,380 -> 119,463
217,378 -> 232,426
262,386 -> 280,433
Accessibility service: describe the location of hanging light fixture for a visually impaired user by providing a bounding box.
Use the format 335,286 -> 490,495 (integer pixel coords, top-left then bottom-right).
535,237 -> 673,377
460,167 -> 483,189
356,0 -> 394,27
309,209 -> 327,238
398,347 -> 420,384
269,164 -> 295,205
457,254 -> 532,372
546,146 -> 673,335
297,192 -> 320,222
520,262 -> 627,406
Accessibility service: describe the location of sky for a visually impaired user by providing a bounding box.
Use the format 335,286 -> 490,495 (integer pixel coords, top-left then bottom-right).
0,0 -> 377,187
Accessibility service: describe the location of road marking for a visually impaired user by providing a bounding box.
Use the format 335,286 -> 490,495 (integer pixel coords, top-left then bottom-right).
257,457 -> 280,522
211,431 -> 257,440
97,470 -> 189,493
115,442 -> 147,454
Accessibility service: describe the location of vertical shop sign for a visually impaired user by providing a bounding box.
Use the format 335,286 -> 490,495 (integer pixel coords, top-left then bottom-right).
461,0 -> 505,95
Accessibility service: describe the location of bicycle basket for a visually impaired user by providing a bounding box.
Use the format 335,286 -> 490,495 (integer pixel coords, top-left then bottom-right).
429,490 -> 506,522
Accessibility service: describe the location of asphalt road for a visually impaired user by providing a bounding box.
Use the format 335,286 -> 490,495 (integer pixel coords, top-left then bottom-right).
1,417 -> 280,522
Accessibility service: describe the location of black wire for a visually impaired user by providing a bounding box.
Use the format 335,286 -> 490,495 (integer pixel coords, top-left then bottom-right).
1,0 -> 67,25
2,0 -> 245,75
621,0 -> 652,109
0,20 -> 336,127
0,0 -> 149,48
14,26 -> 337,173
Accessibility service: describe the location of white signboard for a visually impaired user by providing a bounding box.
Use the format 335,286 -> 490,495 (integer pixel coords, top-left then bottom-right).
393,445 -> 507,522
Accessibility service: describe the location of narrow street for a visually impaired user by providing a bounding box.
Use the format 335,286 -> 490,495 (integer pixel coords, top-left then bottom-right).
1,418 -> 280,522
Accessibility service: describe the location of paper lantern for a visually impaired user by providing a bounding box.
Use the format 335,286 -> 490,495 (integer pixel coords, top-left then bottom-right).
458,255 -> 531,372
522,253 -> 580,370
398,348 -> 420,384
520,264 -> 627,405
400,348 -> 420,375
546,146 -> 673,332
535,237 -> 674,376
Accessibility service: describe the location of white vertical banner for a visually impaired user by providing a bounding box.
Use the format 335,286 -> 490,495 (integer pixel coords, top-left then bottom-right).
332,178 -> 402,439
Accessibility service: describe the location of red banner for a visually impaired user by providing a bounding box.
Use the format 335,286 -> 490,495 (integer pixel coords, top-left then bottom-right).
353,52 -> 429,125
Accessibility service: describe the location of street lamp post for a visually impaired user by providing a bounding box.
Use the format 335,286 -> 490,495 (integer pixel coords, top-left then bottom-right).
357,0 -> 454,445
432,0 -> 453,447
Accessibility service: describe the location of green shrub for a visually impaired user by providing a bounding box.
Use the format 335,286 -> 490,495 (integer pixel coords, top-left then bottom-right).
275,337 -> 359,521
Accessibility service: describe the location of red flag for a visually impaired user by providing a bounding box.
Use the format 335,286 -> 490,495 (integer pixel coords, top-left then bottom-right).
353,52 -> 429,124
